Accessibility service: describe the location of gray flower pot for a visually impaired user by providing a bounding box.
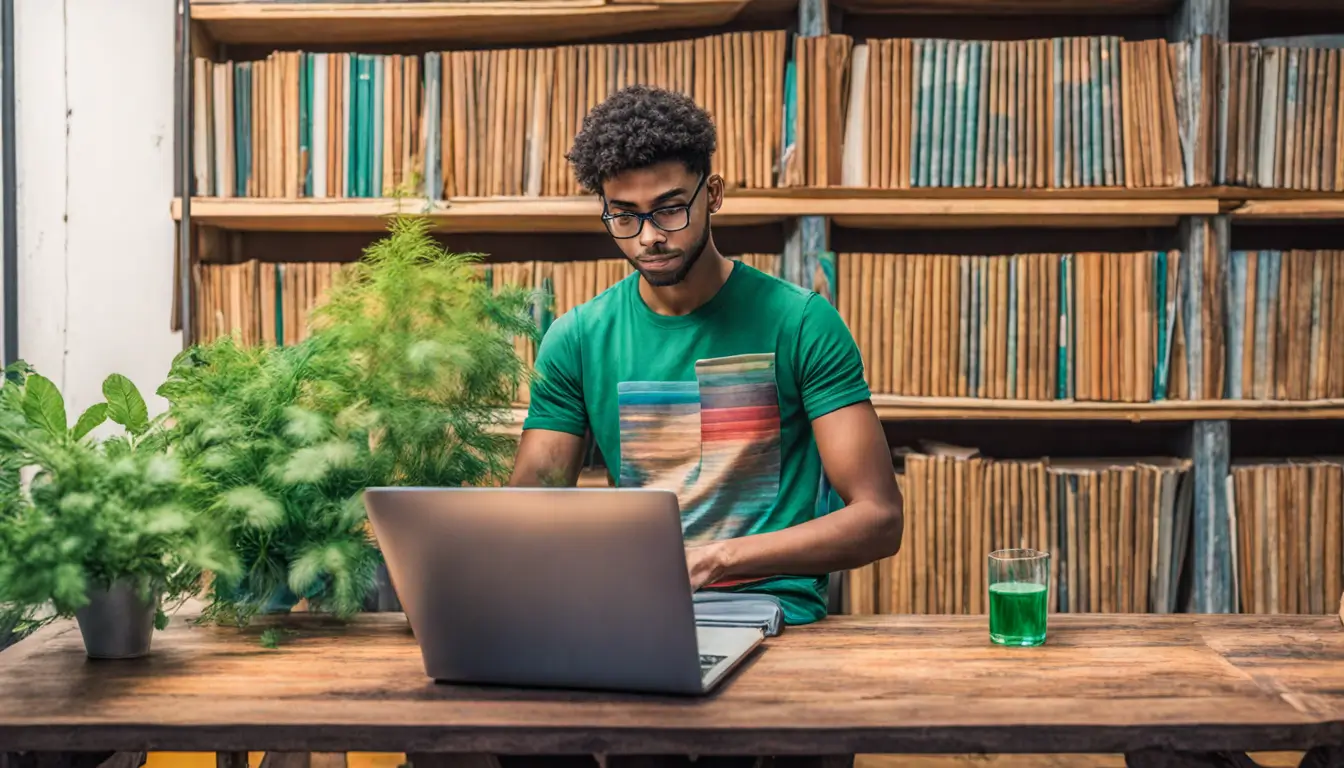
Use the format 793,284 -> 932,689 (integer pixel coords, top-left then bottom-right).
74,581 -> 158,659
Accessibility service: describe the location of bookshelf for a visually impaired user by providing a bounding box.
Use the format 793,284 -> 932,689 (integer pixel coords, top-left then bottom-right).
176,0 -> 1344,625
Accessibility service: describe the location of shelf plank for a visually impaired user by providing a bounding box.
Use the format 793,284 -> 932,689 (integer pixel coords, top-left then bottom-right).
867,396 -> 1344,422
191,0 -> 752,46
492,399 -> 1344,433
831,0 -> 1174,13
173,191 -> 1225,233
1230,198 -> 1344,222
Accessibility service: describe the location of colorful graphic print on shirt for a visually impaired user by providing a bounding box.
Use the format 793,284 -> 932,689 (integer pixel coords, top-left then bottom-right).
616,353 -> 782,547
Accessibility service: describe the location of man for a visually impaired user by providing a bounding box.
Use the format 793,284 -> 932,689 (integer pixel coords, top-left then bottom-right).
509,83 -> 903,626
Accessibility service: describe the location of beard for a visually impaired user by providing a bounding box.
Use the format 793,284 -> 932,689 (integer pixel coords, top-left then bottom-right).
626,223 -> 710,288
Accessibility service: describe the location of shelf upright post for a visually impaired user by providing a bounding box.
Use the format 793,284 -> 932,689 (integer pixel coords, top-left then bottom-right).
177,0 -> 194,348
780,0 -> 847,614
1172,0 -> 1234,614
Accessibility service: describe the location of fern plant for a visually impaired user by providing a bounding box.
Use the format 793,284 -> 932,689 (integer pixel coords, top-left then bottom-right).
0,363 -> 214,635
160,215 -> 539,626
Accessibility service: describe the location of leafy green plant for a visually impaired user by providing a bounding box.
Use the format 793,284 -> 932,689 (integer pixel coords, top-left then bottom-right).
158,336 -> 385,626
160,214 -> 539,626
0,364 -> 213,634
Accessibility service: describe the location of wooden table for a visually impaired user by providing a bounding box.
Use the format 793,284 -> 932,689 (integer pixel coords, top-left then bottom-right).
0,612 -> 1342,759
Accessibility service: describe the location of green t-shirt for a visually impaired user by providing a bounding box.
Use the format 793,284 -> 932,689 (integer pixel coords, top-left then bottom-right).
522,260 -> 871,624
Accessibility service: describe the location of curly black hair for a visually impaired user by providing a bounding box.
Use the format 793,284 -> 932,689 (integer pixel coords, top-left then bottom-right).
565,84 -> 718,194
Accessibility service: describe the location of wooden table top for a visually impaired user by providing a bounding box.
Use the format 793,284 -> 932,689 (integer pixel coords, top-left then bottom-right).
1,612 -> 1342,756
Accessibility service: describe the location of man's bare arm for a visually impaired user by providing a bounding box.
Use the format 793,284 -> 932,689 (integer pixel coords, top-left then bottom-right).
687,400 -> 903,585
508,428 -> 588,487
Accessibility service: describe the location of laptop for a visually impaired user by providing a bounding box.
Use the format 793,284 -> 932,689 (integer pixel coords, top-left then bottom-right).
362,486 -> 765,695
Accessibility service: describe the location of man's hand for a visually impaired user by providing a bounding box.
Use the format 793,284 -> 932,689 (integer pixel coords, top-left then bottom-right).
685,541 -> 730,591
690,401 -> 903,584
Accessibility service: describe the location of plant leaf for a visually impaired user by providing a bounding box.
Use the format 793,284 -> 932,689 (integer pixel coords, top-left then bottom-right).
71,403 -> 108,441
102,374 -> 150,436
22,374 -> 66,437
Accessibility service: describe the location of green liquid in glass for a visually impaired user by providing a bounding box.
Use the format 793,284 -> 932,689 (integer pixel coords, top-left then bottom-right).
988,581 -> 1048,646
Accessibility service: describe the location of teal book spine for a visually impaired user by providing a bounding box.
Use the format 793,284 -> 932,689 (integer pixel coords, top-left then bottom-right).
930,39 -> 947,187
963,42 -> 981,188
299,52 -> 312,197
951,42 -> 966,188
959,258 -> 970,393
782,59 -> 796,153
1057,253 -> 1071,399
973,258 -> 983,395
942,40 -> 961,186
989,42 -> 1001,187
917,40 -> 934,187
975,40 -> 990,188
234,63 -> 249,197
1007,256 -> 1019,398
373,55 -> 385,197
348,55 -> 357,197
1109,37 -> 1124,186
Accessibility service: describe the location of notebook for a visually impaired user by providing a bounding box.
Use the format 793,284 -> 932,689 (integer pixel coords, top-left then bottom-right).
693,592 -> 784,637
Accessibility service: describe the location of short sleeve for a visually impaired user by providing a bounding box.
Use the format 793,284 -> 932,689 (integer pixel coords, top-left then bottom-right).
796,294 -> 871,420
521,310 -> 589,436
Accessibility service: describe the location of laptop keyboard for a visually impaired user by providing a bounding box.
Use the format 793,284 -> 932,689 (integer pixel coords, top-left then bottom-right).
699,653 -> 727,677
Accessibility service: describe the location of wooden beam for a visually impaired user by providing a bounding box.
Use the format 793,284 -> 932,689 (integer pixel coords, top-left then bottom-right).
190,0 -> 751,47
1189,419 -> 1233,614
1170,0 -> 1228,43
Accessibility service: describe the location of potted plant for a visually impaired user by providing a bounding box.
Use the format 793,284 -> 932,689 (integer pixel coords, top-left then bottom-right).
0,362 -> 215,659
159,215 -> 538,630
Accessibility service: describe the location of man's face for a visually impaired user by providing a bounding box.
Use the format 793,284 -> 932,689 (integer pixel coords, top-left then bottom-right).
600,160 -> 722,287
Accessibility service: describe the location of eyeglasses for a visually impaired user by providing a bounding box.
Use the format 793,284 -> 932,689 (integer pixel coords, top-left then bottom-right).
600,174 -> 706,239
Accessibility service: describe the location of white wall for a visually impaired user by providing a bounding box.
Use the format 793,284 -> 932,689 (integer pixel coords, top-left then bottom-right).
15,0 -> 180,421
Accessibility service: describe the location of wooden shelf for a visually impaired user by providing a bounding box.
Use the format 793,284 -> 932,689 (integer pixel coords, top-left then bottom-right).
832,0 -> 1174,14
491,399 -> 1344,431
1229,197 -> 1344,222
173,189 -> 1228,233
868,396 -> 1344,422
190,0 -> 756,47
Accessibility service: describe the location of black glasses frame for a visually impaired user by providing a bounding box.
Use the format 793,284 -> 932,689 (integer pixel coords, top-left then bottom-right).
599,174 -> 707,239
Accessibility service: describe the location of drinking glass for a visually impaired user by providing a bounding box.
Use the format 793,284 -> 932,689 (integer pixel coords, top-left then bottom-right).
988,548 -> 1050,646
